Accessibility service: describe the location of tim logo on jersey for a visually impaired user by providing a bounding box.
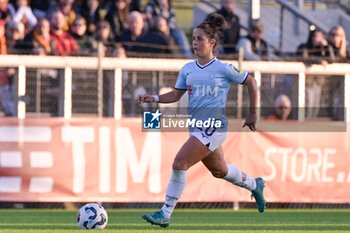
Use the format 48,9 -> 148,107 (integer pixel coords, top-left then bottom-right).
143,109 -> 162,129
193,85 -> 219,97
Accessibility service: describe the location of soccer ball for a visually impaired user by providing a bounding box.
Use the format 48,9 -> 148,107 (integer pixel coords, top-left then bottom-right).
77,203 -> 108,229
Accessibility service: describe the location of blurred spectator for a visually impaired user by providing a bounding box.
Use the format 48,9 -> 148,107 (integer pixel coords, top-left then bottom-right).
81,0 -> 100,35
305,76 -> 323,119
105,0 -> 129,41
133,16 -> 175,57
296,27 -> 328,119
71,16 -> 94,56
22,17 -> 58,116
98,0 -> 113,18
81,0 -> 112,32
49,10 -> 79,56
266,94 -> 292,121
12,0 -> 37,34
30,0 -> 51,19
48,10 -> 78,116
129,0 -> 141,12
296,27 -> 328,64
144,0 -> 192,58
0,67 -> 15,116
0,0 -> 15,22
326,26 -> 348,121
328,77 -> 345,121
47,0 -> 80,32
111,42 -> 126,58
0,19 -> 5,53
0,20 -> 15,116
121,11 -> 145,53
94,19 -> 115,56
209,0 -> 240,55
145,0 -> 175,29
326,26 -> 349,62
5,20 -> 25,54
236,21 -> 269,61
21,17 -> 54,55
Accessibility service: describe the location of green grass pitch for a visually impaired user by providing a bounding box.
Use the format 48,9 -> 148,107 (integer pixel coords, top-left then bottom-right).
0,209 -> 349,232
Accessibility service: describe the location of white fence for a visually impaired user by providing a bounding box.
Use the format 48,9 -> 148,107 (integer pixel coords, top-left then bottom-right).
0,55 -> 349,122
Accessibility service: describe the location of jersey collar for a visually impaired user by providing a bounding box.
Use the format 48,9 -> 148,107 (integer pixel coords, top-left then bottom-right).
195,57 -> 217,69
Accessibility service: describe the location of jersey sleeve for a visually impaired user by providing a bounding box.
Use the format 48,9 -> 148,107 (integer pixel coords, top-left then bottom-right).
174,66 -> 187,90
225,63 -> 248,84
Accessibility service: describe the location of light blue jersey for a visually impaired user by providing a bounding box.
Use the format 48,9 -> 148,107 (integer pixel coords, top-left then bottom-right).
174,57 -> 248,131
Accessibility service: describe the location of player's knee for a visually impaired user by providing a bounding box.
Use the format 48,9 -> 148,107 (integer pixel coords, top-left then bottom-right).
211,170 -> 226,178
172,159 -> 188,170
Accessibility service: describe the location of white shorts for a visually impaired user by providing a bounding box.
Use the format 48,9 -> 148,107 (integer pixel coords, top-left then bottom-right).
190,128 -> 227,152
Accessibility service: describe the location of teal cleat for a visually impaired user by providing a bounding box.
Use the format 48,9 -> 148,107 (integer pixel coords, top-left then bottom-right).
142,210 -> 170,228
251,177 -> 266,213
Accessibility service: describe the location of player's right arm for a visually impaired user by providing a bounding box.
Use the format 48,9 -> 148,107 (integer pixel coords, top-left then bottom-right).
137,89 -> 186,103
138,64 -> 189,103
139,64 -> 188,104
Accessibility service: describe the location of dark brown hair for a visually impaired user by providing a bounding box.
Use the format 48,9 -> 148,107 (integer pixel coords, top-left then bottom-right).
196,13 -> 228,52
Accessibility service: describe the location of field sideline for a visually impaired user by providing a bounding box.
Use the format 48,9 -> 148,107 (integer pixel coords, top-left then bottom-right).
0,209 -> 349,232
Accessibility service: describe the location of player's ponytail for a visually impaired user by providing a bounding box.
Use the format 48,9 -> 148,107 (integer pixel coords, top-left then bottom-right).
196,13 -> 228,53
207,13 -> 227,31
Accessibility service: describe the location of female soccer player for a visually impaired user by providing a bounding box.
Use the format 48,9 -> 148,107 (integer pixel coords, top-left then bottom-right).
138,13 -> 265,228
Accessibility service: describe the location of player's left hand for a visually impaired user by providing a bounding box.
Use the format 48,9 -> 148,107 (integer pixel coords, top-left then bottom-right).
242,113 -> 257,132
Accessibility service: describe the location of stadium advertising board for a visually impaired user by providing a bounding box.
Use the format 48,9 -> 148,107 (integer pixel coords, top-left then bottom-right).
0,118 -> 349,203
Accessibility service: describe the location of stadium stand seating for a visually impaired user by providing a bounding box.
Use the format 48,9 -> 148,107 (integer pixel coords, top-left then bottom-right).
192,0 -> 350,54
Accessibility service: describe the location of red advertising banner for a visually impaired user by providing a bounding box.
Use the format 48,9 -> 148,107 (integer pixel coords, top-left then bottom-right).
0,118 -> 349,203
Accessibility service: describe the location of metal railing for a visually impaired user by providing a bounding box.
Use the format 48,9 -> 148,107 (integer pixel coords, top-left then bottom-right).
0,55 -> 349,122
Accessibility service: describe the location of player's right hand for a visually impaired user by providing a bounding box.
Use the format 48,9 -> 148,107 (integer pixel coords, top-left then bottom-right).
137,94 -> 154,103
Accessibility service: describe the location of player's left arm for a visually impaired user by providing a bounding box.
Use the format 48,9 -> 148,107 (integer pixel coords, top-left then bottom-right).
242,74 -> 258,131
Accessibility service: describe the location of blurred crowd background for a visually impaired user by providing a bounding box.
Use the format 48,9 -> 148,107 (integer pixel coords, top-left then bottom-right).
0,0 -> 348,60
